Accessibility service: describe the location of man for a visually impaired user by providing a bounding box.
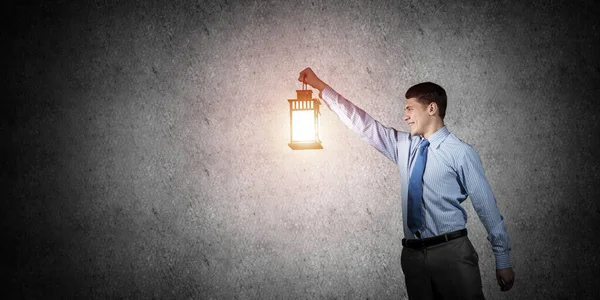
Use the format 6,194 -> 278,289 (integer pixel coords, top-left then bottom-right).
298,67 -> 515,299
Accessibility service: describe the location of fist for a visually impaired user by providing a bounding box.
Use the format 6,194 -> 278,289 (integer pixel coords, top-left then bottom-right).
496,268 -> 515,292
298,67 -> 326,91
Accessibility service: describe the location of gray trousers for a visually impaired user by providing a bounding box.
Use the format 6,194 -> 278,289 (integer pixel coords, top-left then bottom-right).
401,236 -> 485,300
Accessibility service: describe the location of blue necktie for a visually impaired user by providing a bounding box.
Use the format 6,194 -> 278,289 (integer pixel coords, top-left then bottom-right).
408,139 -> 430,235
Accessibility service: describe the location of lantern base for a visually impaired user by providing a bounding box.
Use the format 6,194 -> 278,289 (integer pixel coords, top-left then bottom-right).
288,142 -> 323,150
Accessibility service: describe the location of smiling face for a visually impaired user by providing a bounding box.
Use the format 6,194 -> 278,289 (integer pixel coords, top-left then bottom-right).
403,82 -> 447,138
403,97 -> 432,136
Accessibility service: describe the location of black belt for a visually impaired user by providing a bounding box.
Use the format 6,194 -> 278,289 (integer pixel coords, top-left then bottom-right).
402,229 -> 467,249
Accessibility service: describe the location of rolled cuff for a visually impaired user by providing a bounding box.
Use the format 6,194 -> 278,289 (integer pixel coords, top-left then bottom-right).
320,86 -> 336,103
495,252 -> 511,270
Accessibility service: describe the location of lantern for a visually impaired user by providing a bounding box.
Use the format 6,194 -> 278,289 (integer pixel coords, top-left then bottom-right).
288,83 -> 323,150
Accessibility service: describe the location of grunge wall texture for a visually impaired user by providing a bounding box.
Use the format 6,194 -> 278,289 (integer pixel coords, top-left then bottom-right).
4,0 -> 600,299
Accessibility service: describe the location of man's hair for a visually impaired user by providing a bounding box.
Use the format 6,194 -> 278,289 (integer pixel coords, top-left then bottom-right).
405,82 -> 447,119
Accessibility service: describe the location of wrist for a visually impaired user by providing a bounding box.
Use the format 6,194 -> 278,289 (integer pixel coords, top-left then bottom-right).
315,80 -> 327,92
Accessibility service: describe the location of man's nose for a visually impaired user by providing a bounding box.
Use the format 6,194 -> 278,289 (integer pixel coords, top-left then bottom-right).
403,113 -> 409,121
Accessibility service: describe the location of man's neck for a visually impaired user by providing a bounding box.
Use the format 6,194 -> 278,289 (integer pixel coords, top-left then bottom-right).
423,120 -> 445,139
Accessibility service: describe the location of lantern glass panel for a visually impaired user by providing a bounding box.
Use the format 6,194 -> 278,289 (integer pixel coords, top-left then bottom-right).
291,110 -> 315,142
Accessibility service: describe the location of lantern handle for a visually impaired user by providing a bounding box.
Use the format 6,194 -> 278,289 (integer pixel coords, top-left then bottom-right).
302,82 -> 308,90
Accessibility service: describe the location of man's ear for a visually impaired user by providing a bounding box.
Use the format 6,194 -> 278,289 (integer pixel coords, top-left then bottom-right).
428,102 -> 438,116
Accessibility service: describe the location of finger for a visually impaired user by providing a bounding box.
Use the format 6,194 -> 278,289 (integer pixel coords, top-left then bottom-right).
501,277 -> 514,291
497,277 -> 505,290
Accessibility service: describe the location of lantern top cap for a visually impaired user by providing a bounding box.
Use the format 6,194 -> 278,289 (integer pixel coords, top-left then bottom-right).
295,89 -> 313,100
294,82 -> 314,100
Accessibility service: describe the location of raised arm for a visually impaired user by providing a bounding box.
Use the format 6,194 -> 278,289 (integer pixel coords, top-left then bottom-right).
298,67 -> 400,163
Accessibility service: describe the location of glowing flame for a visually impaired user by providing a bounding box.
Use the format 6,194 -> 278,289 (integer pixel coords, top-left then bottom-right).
291,110 -> 316,142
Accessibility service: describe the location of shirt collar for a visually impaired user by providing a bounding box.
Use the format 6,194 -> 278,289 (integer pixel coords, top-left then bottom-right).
426,126 -> 450,149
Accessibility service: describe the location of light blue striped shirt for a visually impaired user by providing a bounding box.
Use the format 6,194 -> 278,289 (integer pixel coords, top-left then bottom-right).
320,86 -> 511,269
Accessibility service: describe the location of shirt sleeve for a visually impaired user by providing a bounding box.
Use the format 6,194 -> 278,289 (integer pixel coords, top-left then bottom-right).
458,145 -> 512,270
320,86 -> 400,164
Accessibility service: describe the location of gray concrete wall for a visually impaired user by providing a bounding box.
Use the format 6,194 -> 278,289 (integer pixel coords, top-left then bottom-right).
4,0 -> 600,299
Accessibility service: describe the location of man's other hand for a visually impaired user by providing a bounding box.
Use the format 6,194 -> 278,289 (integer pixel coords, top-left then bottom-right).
496,268 -> 515,291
